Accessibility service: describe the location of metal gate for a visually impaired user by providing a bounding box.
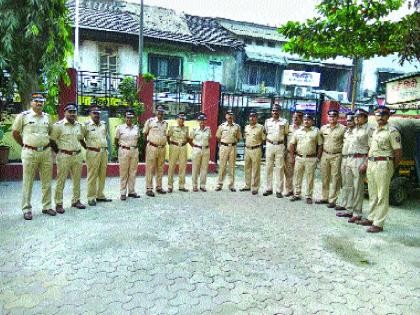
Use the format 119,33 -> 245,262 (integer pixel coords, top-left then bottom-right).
219,92 -> 321,160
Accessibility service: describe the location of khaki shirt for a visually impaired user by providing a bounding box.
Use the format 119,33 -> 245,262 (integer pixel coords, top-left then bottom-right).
143,117 -> 168,146
167,125 -> 189,145
264,118 -> 289,143
320,123 -> 345,154
12,109 -> 51,147
342,128 -> 354,156
50,118 -> 83,151
190,127 -> 211,147
116,124 -> 139,147
369,124 -> 401,157
244,123 -> 265,147
82,119 -> 108,148
348,123 -> 371,155
290,126 -> 323,156
216,122 -> 241,144
287,123 -> 301,151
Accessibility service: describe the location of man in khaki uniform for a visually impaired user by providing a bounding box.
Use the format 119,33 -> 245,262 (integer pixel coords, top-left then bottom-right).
357,106 -> 401,233
143,105 -> 168,197
167,112 -> 189,193
50,103 -> 86,213
289,113 -> 323,204
215,110 -> 241,191
263,104 -> 289,198
115,109 -> 140,201
240,111 -> 265,195
190,113 -> 211,192
335,112 -> 356,215
316,109 -> 345,208
12,92 -> 55,220
337,108 -> 371,223
284,110 -> 303,197
80,104 -> 111,206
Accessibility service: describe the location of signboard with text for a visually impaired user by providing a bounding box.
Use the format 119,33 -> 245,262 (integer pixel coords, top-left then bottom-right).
386,75 -> 419,106
282,70 -> 321,87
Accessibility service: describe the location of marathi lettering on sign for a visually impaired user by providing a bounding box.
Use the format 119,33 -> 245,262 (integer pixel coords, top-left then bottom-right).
386,76 -> 420,105
282,70 -> 321,87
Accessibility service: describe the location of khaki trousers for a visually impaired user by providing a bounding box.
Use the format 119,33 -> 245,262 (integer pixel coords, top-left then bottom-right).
293,156 -> 317,198
244,147 -> 262,191
118,147 -> 139,196
145,143 -> 165,191
217,145 -> 236,189
320,153 -> 342,203
348,157 -> 367,215
21,148 -> 52,213
54,152 -> 83,205
367,160 -> 394,228
284,151 -> 294,194
336,157 -> 353,210
86,149 -> 108,202
265,143 -> 285,193
191,147 -> 210,189
168,144 -> 187,189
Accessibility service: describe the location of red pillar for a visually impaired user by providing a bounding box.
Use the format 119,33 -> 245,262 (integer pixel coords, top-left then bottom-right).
137,76 -> 154,124
321,100 -> 340,126
58,68 -> 77,119
201,81 -> 220,162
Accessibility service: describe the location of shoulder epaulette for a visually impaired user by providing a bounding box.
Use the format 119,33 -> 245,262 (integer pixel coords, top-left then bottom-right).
21,110 -> 30,116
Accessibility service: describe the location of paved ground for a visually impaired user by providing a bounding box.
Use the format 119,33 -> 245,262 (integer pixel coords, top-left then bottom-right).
1,167 -> 419,315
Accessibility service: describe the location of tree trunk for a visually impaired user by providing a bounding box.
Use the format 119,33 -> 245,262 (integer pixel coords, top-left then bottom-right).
19,74 -> 39,110
350,57 -> 359,111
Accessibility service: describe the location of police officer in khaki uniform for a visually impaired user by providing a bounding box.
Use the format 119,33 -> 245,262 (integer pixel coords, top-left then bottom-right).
316,109 -> 345,208
335,112 -> 356,215
80,104 -> 112,206
190,113 -> 211,192
240,111 -> 265,195
143,105 -> 168,197
357,106 -> 401,233
215,110 -> 241,191
167,112 -> 189,193
337,108 -> 371,223
284,110 -> 303,197
12,92 -> 55,220
289,113 -> 323,204
115,109 -> 140,201
50,103 -> 86,213
263,104 -> 289,198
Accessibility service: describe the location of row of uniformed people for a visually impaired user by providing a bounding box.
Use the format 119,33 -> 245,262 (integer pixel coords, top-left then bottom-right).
13,93 -> 401,233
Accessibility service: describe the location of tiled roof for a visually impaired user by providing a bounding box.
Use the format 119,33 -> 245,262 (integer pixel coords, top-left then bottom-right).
67,1 -> 243,49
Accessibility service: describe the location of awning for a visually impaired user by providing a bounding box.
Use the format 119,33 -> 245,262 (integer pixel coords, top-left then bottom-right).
245,46 -> 288,65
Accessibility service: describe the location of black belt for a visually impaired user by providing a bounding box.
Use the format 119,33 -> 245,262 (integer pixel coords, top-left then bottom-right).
148,142 -> 165,148
368,156 -> 393,161
349,153 -> 368,158
296,153 -> 316,158
193,144 -> 209,149
59,149 -> 81,156
246,144 -> 262,150
267,139 -> 283,145
220,142 -> 236,147
24,144 -> 50,152
87,147 -> 106,152
323,150 -> 341,155
169,141 -> 187,147
119,145 -> 137,150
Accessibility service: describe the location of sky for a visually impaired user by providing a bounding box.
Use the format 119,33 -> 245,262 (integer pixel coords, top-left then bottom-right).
126,0 -> 411,26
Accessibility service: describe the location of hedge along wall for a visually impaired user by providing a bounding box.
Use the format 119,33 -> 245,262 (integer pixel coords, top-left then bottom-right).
4,115 -> 199,162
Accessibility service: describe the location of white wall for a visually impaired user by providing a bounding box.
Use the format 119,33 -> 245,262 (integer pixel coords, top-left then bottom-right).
78,40 -> 98,72
118,46 -> 139,75
360,54 -> 420,93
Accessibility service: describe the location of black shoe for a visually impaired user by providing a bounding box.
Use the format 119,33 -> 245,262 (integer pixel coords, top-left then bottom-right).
252,191 -> 258,195
276,192 -> 283,198
263,191 -> 273,196
290,196 -> 301,202
97,198 -> 112,202
239,188 -> 251,192
156,189 -> 167,194
146,191 -> 155,197
230,188 -> 236,192
23,212 -> 33,220
88,200 -> 97,206
42,209 -> 57,216
128,193 -> 141,198
215,187 -> 222,191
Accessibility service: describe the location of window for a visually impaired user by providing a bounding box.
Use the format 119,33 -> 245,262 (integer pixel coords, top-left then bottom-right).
208,61 -> 223,82
377,71 -> 402,94
256,39 -> 264,46
244,38 -> 253,45
148,54 -> 183,79
245,63 -> 276,87
99,46 -> 118,74
267,41 -> 276,48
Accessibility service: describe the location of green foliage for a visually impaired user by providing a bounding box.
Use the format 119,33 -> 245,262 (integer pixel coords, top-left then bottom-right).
0,109 -> 12,145
118,76 -> 144,117
0,0 -> 73,108
278,0 -> 408,60
142,72 -> 156,83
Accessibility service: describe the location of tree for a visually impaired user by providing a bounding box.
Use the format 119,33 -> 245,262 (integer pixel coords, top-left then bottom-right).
278,0 -> 419,109
0,0 -> 73,108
